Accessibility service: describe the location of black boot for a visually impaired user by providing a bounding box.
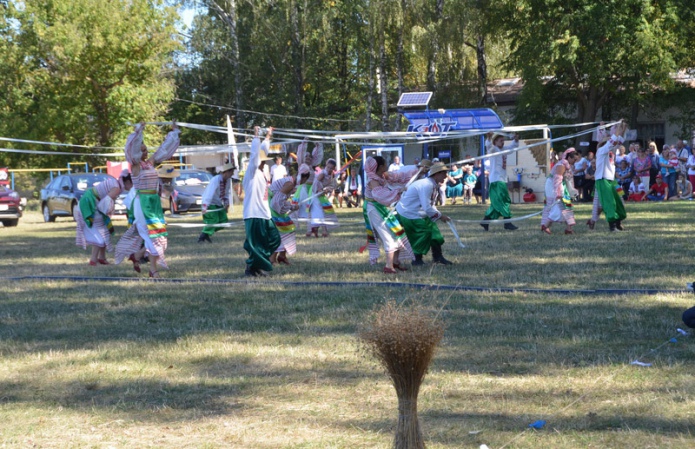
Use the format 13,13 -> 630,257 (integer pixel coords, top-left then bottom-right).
412,254 -> 425,266
431,243 -> 453,265
504,221 -> 518,231
480,216 -> 489,231
615,220 -> 624,231
609,221 -> 617,232
198,232 -> 212,243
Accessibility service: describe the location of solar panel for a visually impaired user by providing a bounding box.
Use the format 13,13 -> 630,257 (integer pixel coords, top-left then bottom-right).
397,92 -> 433,107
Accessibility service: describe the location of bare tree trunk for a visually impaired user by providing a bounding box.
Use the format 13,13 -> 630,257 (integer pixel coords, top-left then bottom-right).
380,38 -> 389,132
208,0 -> 245,128
476,35 -> 487,105
426,0 -> 444,92
366,15 -> 375,132
395,0 -> 406,131
290,0 -> 305,128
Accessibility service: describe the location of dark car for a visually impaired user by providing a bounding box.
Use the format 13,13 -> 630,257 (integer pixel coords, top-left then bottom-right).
160,169 -> 212,214
114,189 -> 131,216
40,173 -> 117,222
0,184 -> 23,227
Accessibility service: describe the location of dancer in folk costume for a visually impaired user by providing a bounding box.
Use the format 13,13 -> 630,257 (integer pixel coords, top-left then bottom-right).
74,176 -> 123,265
362,156 -> 418,274
294,138 -> 324,236
481,132 -> 520,230
243,127 -> 281,277
197,162 -> 236,243
269,175 -> 301,265
308,158 -> 339,237
540,148 -> 580,234
587,121 -> 628,231
396,162 -> 453,266
115,122 -> 180,278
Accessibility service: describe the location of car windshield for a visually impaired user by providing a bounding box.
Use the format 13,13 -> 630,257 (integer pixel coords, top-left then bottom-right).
74,174 -> 112,191
175,172 -> 212,186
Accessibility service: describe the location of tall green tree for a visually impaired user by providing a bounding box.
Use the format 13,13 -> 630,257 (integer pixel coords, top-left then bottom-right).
497,0 -> 691,129
0,0 -> 180,168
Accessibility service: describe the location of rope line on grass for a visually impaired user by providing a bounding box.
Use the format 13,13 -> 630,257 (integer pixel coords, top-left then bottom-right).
6,273 -> 689,448
3,275 -> 689,296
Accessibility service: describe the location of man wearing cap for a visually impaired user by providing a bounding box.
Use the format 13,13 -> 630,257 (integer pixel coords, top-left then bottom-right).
481,132 -> 519,230
646,174 -> 668,201
591,121 -> 628,231
197,162 -> 237,243
396,162 -> 453,265
242,127 -> 281,276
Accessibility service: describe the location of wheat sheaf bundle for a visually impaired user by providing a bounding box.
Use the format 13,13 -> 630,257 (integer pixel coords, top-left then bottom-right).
359,301 -> 445,449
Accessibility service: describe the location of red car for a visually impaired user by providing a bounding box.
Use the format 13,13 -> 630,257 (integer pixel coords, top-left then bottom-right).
0,184 -> 22,227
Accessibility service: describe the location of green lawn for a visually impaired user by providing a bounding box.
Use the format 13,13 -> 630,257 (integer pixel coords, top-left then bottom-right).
1,201 -> 694,448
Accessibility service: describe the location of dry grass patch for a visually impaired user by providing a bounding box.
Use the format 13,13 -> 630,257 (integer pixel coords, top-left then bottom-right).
1,202 -> 695,447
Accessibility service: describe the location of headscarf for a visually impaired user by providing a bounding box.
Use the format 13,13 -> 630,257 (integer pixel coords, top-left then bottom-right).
118,169 -> 131,191
95,176 -> 120,199
562,148 -> 576,160
296,164 -> 312,185
365,157 -> 383,184
270,176 -> 295,194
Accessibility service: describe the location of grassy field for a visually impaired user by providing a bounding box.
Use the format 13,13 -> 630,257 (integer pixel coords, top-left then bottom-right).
1,201 -> 695,448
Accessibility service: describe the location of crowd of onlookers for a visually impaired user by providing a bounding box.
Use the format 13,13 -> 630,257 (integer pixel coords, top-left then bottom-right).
573,139 -> 694,203
264,138 -> 695,209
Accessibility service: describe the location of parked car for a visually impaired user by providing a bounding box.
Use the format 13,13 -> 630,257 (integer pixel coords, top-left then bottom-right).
160,169 -> 213,214
113,189 -> 130,216
40,173 -> 117,222
0,184 -> 22,227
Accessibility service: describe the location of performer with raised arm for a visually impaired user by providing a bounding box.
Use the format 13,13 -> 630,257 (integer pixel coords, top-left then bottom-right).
592,120 -> 628,231
480,132 -> 520,231
74,176 -> 122,266
362,156 -> 418,274
396,162 -> 453,266
540,148 -> 580,234
242,127 -> 281,277
115,122 -> 180,278
197,162 -> 236,243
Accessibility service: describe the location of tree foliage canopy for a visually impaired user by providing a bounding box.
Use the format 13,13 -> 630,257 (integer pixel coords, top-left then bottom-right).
0,0 -> 180,168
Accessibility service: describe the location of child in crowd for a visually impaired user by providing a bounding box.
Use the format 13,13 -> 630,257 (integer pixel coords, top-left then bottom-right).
627,176 -> 646,201
462,165 -> 477,204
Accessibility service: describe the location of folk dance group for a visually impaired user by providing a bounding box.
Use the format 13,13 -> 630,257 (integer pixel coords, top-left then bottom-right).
540,120 -> 629,234
74,121 -> 629,277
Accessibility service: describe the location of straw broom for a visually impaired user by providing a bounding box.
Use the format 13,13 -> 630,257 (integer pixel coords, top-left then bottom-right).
359,301 -> 445,449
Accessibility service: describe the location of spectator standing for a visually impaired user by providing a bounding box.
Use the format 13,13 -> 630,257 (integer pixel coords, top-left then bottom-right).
660,148 -> 679,199
676,140 -> 690,176
686,146 -> 695,189
270,156 -> 287,183
646,141 -> 660,187
583,159 -> 596,202
615,145 -> 628,166
573,151 -> 589,201
631,146 -> 652,190
446,164 -> 463,204
388,155 -> 404,172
